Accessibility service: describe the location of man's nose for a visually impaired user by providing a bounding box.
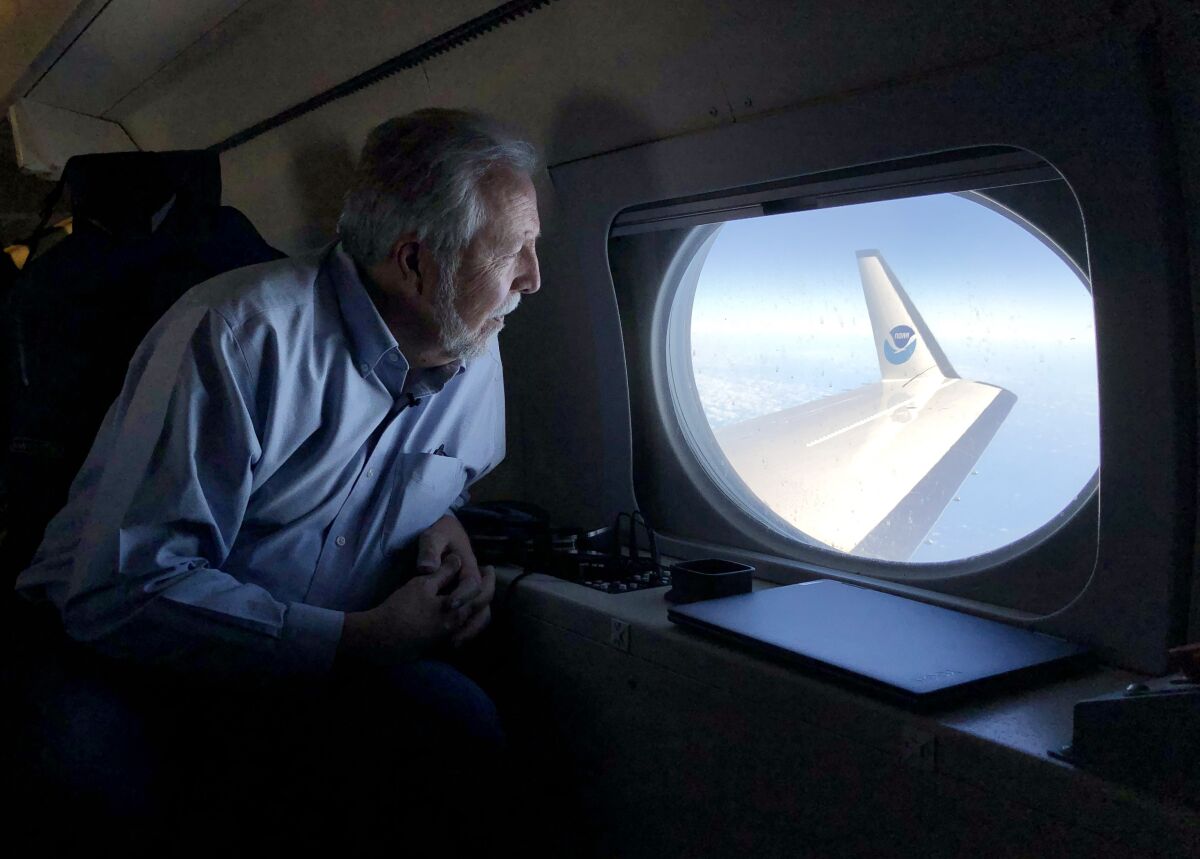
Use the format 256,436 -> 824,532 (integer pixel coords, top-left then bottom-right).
515,248 -> 541,295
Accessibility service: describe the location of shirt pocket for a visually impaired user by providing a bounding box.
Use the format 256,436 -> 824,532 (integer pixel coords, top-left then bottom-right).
380,452 -> 467,563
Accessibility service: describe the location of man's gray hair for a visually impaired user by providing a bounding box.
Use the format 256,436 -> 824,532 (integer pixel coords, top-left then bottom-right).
338,108 -> 539,270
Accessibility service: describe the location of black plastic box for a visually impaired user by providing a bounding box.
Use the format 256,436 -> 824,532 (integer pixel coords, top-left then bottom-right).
666,558 -> 754,604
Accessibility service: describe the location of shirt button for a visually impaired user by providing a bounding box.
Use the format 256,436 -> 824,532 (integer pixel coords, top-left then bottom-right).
366,468 -> 375,478
386,352 -> 400,364
335,535 -> 347,547
359,362 -> 370,375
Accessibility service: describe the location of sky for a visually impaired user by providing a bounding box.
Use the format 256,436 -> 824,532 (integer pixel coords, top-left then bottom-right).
687,192 -> 1098,563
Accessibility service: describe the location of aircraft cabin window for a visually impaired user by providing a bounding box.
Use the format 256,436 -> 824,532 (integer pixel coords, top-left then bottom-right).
680,193 -> 1096,564
609,148 -> 1098,581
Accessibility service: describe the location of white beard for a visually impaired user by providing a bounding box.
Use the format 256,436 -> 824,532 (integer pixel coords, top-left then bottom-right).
432,272 -> 520,361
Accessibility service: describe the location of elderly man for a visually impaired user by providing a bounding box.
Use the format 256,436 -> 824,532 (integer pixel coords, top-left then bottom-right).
14,109 -> 543,849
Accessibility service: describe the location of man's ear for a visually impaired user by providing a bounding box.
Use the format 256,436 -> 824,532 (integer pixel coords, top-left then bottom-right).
398,241 -> 421,280
374,235 -> 428,300
386,236 -> 418,278
388,236 -> 442,299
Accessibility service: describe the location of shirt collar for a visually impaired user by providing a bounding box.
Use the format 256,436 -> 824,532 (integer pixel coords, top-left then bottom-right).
326,242 -> 465,397
406,362 -> 465,399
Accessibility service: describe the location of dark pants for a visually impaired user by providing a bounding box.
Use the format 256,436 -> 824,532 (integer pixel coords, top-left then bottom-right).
8,620 -> 543,855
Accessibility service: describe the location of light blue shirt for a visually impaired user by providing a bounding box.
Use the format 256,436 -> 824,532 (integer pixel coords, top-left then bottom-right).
15,243 -> 505,676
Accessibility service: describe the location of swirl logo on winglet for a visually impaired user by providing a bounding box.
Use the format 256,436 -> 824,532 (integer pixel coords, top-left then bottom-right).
883,324 -> 917,365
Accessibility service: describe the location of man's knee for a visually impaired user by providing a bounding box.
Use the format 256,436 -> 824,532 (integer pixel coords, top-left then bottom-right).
381,658 -> 507,750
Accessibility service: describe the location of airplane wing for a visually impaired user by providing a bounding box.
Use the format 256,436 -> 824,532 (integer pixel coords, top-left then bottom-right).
712,250 -> 1016,560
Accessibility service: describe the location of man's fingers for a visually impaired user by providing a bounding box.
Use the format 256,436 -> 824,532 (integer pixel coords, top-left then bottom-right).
445,560 -> 485,610
449,547 -> 481,605
416,529 -> 448,573
424,553 -> 461,594
446,565 -> 495,627
447,577 -> 484,612
451,605 -> 491,648
462,565 -> 495,612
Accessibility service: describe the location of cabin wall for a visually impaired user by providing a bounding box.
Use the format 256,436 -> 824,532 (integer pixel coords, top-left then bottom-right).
96,0 -> 1167,519
504,605 -> 1188,859
1161,5 -> 1200,642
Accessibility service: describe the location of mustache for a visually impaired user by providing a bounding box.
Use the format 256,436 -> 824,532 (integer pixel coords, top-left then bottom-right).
497,293 -> 521,316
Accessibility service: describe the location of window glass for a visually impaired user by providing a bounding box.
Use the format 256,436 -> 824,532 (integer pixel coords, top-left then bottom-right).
685,192 -> 1097,562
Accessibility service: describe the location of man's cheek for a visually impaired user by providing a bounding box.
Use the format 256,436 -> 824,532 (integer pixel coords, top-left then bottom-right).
455,281 -> 488,319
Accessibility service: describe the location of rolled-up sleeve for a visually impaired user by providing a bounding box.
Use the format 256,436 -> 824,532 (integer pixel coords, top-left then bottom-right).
19,302 -> 343,676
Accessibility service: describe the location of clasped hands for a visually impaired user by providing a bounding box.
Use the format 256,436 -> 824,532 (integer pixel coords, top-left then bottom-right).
338,513 -> 495,665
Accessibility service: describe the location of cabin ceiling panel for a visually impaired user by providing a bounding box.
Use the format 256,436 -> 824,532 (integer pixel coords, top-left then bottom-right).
111,0 -> 499,150
114,0 -> 1125,160
704,0 -> 1119,123
100,0 -> 1146,254
214,0 -> 732,252
0,0 -> 94,106
420,0 -> 731,168
26,0 -> 251,117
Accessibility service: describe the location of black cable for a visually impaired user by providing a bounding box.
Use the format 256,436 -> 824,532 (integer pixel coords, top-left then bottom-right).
498,568 -> 538,618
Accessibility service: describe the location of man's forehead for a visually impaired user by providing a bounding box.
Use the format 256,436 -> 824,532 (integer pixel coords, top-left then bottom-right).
479,170 -> 540,238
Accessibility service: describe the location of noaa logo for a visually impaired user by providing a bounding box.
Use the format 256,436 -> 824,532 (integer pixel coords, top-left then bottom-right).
883,324 -> 917,365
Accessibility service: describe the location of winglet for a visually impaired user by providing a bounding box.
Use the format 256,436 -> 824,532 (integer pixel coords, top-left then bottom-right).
856,250 -> 958,381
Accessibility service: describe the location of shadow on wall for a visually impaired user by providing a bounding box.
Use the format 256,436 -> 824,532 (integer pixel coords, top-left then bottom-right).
287,135 -> 356,251
476,93 -> 664,527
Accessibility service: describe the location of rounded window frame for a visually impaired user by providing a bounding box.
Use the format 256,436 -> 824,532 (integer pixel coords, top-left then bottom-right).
657,190 -> 1099,581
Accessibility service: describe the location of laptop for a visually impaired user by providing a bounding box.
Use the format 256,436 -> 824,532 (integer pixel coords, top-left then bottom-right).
667,579 -> 1091,710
